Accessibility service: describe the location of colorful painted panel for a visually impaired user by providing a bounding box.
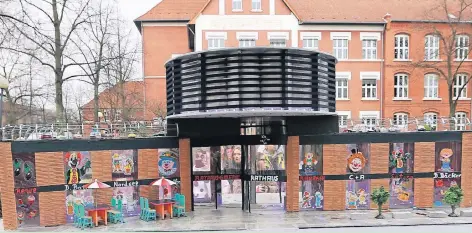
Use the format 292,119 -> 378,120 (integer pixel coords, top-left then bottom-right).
434,178 -> 461,207
435,142 -> 462,172
300,181 -> 324,210
65,189 -> 94,223
389,143 -> 414,173
192,147 -> 211,172
63,151 -> 92,184
434,141 -> 462,207
221,179 -> 242,204
254,145 -> 285,171
112,187 -> 140,217
346,180 -> 370,210
193,180 -> 212,203
111,150 -> 138,181
299,145 -> 323,176
158,148 -> 179,178
346,144 -> 370,174
220,145 -> 242,172
389,178 -> 414,208
15,188 -> 39,226
13,153 -> 36,188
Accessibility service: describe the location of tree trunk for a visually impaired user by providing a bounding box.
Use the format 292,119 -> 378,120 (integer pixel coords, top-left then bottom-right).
375,204 -> 384,219
94,81 -> 99,122
449,205 -> 459,217
53,0 -> 65,123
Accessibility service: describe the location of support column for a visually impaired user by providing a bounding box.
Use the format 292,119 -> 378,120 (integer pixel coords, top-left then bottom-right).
369,143 -> 390,210
179,138 -> 192,212
414,142 -> 435,208
0,142 -> 17,230
91,150 -> 113,205
461,133 -> 472,207
138,149 -> 160,199
286,136 -> 300,212
323,144 -> 347,210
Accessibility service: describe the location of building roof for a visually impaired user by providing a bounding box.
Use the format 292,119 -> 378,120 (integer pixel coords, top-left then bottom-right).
81,81 -> 144,110
135,0 -> 472,26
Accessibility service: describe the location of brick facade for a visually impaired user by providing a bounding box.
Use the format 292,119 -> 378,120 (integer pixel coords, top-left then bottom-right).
286,136 -> 300,212
179,138 -> 192,212
0,142 -> 17,230
36,152 -> 64,186
461,133 -> 472,207
413,142 -> 436,208
322,144 -> 347,210
39,192 -> 66,226
369,143 -> 390,209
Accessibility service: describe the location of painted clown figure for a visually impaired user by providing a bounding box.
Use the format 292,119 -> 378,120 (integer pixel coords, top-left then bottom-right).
65,152 -> 91,184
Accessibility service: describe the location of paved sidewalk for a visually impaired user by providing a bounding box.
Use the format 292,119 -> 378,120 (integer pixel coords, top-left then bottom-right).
6,207 -> 472,232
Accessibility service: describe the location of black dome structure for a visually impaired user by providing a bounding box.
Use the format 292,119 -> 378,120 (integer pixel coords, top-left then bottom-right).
165,47 -> 337,119
164,47 -> 339,138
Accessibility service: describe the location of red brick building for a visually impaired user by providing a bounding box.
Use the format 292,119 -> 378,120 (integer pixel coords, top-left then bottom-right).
129,0 -> 472,127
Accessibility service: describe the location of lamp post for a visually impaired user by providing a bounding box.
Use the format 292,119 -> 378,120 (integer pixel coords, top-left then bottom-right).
0,77 -> 9,133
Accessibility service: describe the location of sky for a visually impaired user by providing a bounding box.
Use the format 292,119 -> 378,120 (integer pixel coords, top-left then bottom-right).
118,0 -> 162,23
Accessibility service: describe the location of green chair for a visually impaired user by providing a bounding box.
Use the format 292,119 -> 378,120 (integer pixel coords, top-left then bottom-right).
172,194 -> 181,217
143,198 -> 156,221
174,194 -> 186,217
139,197 -> 145,220
77,204 -> 93,230
73,203 -> 81,227
107,198 -> 117,222
109,199 -> 125,223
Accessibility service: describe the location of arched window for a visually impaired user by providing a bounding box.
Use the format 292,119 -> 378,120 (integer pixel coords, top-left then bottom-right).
394,34 -> 409,60
424,112 -> 438,131
455,112 -> 467,130
425,35 -> 440,60
393,112 -> 408,126
424,74 -> 439,99
456,35 -> 469,60
394,73 -> 409,99
454,73 -> 468,98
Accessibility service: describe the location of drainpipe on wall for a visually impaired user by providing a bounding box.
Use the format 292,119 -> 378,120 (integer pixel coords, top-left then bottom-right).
141,23 -> 147,120
380,13 -> 391,120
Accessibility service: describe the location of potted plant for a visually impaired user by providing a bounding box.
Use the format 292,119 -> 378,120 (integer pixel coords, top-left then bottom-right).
443,186 -> 463,217
371,186 -> 390,219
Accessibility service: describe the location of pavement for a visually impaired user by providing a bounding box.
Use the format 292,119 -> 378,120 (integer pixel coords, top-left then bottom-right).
6,206 -> 472,232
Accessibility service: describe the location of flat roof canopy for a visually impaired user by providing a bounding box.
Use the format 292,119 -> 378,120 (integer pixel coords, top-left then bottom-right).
166,110 -> 337,119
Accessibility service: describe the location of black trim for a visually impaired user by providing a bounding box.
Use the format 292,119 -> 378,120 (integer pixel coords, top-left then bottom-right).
190,135 -> 287,147
299,131 -> 463,144
11,137 -> 179,153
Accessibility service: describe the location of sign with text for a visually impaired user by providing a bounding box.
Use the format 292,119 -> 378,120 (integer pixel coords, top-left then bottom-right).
434,172 -> 461,179
250,175 -> 279,182
193,174 -> 241,181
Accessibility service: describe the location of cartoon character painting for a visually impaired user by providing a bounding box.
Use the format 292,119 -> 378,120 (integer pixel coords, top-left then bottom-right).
124,158 -> 134,175
65,152 -> 91,184
439,148 -> 453,172
302,191 -> 313,208
347,149 -> 367,173
314,191 -> 323,208
346,191 -> 358,209
17,211 -> 25,225
302,152 -> 318,174
389,149 -> 411,173
357,189 -> 367,205
113,153 -> 122,172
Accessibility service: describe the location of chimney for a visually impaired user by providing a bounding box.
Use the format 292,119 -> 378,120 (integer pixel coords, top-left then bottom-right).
383,13 -> 392,29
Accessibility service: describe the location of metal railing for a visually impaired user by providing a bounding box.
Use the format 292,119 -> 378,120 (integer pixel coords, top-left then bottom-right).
338,116 -> 471,133
1,121 -> 179,141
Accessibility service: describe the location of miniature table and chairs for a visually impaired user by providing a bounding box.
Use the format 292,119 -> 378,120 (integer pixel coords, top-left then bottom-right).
149,199 -> 176,220
85,204 -> 111,226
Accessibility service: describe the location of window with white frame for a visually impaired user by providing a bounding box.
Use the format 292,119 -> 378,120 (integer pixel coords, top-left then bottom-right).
362,40 -> 377,59
114,109 -> 122,121
456,35 -> 469,60
360,111 -> 380,127
237,32 -> 258,47
301,32 -> 321,50
394,34 -> 409,60
424,74 -> 439,98
425,35 -> 440,60
455,112 -> 467,130
394,73 -> 409,98
268,32 -> 288,48
338,115 -> 349,127
207,32 -> 226,50
333,39 -> 348,59
336,79 -> 348,99
424,112 -> 438,130
393,113 -> 408,126
362,79 -> 377,99
252,0 -> 261,11
454,73 -> 468,98
232,0 -> 242,11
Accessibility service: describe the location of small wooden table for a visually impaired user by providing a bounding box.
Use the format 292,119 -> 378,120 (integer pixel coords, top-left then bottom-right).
85,204 -> 111,226
149,199 -> 175,220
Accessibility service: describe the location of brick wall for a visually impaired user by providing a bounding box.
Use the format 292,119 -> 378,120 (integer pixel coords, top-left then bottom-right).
179,139 -> 191,212
91,150 -> 112,181
370,143 -> 389,209
286,136 -> 300,212
413,142 -> 435,208
0,142 -> 17,230
461,132 -> 472,207
36,152 -> 64,186
39,192 -> 66,226
323,144 -> 347,210
138,149 -> 159,199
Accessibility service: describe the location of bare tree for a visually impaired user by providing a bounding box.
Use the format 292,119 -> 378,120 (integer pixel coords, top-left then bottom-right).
0,0 -> 92,122
71,0 -> 115,122
409,0 -> 472,125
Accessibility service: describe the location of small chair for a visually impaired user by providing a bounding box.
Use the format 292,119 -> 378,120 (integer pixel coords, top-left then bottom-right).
73,203 -> 81,227
139,197 -> 145,220
109,199 -> 125,223
172,194 -> 181,217
143,198 -> 157,221
174,194 -> 186,217
77,204 -> 93,230
107,198 -> 118,222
